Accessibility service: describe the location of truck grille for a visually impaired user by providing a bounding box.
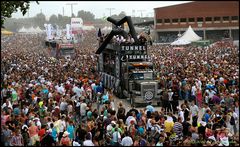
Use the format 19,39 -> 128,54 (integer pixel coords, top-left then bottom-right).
141,84 -> 156,101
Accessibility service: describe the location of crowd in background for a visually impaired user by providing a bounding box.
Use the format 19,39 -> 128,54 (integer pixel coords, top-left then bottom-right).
1,31 -> 239,146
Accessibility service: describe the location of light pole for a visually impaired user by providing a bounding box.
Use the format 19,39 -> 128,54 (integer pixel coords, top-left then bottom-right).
137,10 -> 146,18
106,8 -> 115,17
66,3 -> 78,17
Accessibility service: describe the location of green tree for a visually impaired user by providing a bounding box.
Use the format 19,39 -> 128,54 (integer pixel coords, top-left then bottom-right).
1,1 -> 39,27
77,10 -> 95,21
49,14 -> 58,25
34,13 -> 46,29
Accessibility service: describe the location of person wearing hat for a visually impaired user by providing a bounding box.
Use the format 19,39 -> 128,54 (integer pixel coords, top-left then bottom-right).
60,131 -> 71,146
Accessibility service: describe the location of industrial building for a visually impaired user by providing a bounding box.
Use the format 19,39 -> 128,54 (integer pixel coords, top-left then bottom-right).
154,1 -> 239,43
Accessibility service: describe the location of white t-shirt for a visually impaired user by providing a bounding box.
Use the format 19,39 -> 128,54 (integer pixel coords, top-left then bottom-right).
190,105 -> 199,117
121,136 -> 133,146
80,102 -> 87,116
191,86 -> 197,96
168,92 -> 174,101
146,119 -> 153,130
59,120 -> 66,132
72,85 -> 83,98
83,140 -> 95,146
178,110 -> 184,122
112,131 -> 121,143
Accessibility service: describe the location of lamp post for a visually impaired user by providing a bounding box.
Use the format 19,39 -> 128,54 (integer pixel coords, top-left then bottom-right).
66,3 -> 78,17
106,8 -> 115,17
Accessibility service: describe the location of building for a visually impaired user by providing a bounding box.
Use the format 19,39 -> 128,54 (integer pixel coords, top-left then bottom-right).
154,1 -> 239,43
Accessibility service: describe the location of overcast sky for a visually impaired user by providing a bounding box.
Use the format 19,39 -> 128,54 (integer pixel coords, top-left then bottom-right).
12,1 -> 191,19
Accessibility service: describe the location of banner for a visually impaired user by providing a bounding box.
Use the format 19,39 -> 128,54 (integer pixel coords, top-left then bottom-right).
47,24 -> 52,40
66,24 -> 71,40
71,18 -> 83,34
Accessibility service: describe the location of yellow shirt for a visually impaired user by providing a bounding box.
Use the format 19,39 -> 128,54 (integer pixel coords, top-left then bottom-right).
164,121 -> 174,133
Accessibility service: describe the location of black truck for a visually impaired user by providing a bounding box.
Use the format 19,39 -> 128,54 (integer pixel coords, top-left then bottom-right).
96,16 -> 161,106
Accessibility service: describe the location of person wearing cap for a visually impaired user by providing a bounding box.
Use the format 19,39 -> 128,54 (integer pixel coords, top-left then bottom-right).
60,131 -> 71,146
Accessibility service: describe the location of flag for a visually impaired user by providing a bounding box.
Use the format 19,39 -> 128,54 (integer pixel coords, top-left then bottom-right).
97,28 -> 102,37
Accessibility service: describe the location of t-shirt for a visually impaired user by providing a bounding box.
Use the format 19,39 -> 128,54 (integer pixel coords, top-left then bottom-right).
28,125 -> 39,137
204,113 -> 210,123
80,102 -> 87,116
121,136 -> 133,146
112,131 -> 121,143
164,120 -> 174,133
38,128 -> 46,141
173,122 -> 183,136
190,105 -> 199,117
83,140 -> 95,146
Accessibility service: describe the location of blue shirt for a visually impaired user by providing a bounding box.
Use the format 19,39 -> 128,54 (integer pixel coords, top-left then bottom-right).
51,128 -> 58,141
205,113 -> 210,123
146,105 -> 155,113
67,125 -> 75,140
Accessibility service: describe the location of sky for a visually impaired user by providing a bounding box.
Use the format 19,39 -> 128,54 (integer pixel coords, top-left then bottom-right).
12,1 -> 191,19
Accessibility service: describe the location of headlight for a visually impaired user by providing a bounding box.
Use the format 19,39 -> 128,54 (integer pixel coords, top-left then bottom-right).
135,91 -> 141,95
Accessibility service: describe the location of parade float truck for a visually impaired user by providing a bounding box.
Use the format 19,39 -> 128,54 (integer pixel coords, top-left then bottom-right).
45,39 -> 76,59
96,16 -> 162,107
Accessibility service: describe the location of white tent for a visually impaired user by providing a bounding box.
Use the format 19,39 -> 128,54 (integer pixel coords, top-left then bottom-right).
18,27 -> 27,33
171,39 -> 191,45
178,26 -> 202,42
28,26 -> 36,33
35,26 -> 44,33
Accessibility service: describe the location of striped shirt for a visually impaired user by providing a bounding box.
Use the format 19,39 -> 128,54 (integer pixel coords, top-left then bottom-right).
10,134 -> 23,146
173,122 -> 183,136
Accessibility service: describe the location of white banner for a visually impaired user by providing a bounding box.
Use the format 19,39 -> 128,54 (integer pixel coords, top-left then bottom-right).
47,24 -> 52,40
71,18 -> 83,31
66,24 -> 71,40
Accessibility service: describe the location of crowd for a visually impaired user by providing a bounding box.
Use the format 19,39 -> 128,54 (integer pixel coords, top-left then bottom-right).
1,30 -> 239,146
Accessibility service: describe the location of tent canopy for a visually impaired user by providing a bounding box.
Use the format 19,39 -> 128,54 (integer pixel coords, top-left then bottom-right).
178,26 -> 202,42
171,39 -> 191,45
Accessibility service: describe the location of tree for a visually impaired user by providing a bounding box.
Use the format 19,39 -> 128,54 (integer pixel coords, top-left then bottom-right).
1,1 -> 39,27
77,10 -> 95,22
49,14 -> 58,25
34,13 -> 46,29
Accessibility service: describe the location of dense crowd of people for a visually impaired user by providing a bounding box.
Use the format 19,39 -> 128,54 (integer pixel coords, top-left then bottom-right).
1,30 -> 239,146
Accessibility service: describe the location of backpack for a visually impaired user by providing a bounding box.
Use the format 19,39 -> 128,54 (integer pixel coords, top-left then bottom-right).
230,116 -> 235,125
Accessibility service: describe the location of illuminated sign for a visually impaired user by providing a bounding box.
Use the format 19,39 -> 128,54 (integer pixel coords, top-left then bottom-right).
121,45 -> 146,51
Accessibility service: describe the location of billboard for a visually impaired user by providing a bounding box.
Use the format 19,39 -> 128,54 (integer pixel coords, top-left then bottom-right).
71,18 -> 83,34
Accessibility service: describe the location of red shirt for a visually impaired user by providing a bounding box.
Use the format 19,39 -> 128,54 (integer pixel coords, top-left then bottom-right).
38,128 -> 46,141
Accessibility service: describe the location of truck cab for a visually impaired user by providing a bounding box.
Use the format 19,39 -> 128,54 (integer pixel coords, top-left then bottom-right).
121,62 -> 162,106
